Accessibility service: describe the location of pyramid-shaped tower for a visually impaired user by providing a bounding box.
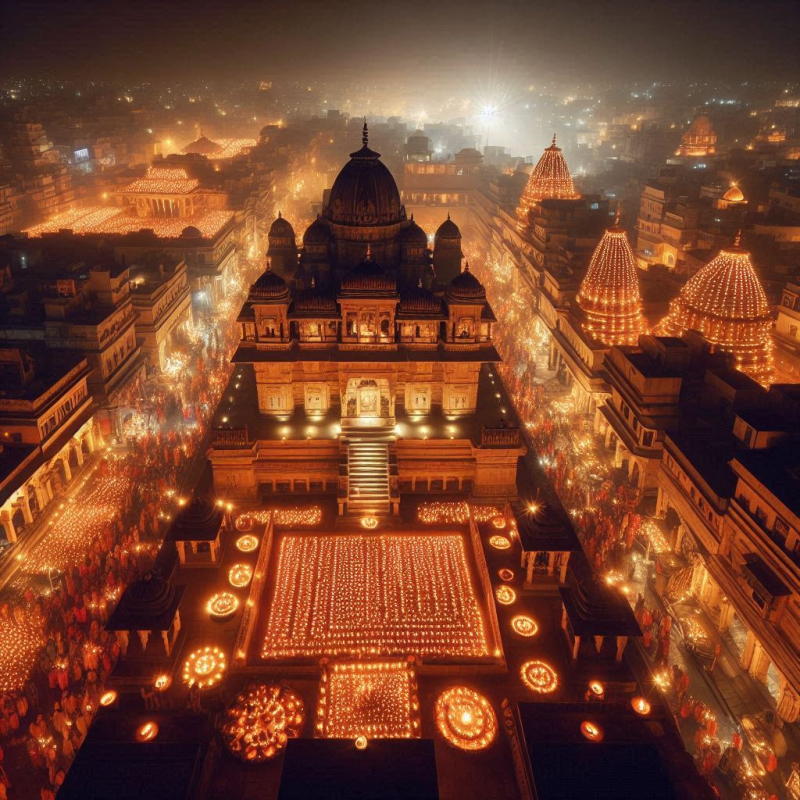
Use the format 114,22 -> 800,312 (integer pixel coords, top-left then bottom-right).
658,236 -> 773,384
517,134 -> 579,224
576,216 -> 644,347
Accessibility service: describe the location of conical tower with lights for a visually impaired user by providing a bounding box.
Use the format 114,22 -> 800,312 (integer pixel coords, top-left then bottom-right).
658,233 -> 773,384
517,134 -> 580,225
576,210 -> 644,347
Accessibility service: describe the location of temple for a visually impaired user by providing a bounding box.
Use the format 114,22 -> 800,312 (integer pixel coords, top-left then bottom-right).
211,125 -> 524,514
676,114 -> 718,158
658,235 -> 774,385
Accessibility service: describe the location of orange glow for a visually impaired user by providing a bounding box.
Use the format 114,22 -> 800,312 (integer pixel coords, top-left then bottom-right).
435,687 -> 497,751
99,690 -> 117,707
489,535 -> 511,550
511,616 -> 538,637
520,660 -> 558,694
136,722 -> 159,742
229,563 -> 253,588
495,585 -> 516,605
588,681 -> 605,700
236,535 -> 259,552
631,696 -> 652,716
580,720 -> 604,742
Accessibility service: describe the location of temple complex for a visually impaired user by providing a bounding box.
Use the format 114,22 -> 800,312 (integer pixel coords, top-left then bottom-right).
658,236 -> 774,385
676,114 -> 718,159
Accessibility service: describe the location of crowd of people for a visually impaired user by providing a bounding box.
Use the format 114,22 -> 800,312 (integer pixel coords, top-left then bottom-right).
0,264 -> 254,798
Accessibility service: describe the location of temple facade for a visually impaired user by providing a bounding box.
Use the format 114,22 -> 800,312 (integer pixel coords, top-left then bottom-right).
210,126 -> 525,514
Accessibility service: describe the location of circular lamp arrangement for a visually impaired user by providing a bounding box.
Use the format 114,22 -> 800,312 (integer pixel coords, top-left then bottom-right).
495,585 -> 516,605
229,563 -> 253,588
183,646 -> 226,689
520,660 -> 559,694
207,592 -> 239,619
236,535 -> 259,553
221,682 -> 305,762
511,616 -> 538,637
489,535 -> 511,551
435,687 -> 497,751
498,568 -> 514,582
235,514 -> 254,531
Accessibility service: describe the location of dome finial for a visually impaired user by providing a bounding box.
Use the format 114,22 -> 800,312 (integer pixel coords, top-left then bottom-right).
614,202 -> 621,228
464,261 -> 470,272
365,242 -> 372,261
418,277 -> 423,288
266,257 -> 273,272
278,210 -> 282,219
362,118 -> 368,147
447,212 -> 451,220
311,276 -> 316,288
552,133 -> 557,147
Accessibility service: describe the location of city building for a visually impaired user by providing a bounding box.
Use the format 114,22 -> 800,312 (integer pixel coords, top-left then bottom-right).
0,344 -> 99,542
128,258 -> 193,370
676,114 -> 718,159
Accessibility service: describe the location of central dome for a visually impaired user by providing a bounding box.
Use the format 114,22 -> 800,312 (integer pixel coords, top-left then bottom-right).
326,122 -> 403,227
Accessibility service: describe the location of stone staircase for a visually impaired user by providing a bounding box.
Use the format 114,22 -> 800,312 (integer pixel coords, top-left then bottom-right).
346,438 -> 391,515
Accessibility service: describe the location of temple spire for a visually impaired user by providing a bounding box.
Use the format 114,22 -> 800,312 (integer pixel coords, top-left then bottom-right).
552,133 -> 557,147
362,119 -> 368,147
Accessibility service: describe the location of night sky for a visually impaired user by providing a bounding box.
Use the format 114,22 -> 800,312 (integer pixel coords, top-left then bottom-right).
3,0 -> 799,84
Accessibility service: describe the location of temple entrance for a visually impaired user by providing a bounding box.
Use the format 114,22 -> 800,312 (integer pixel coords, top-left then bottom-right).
342,378 -> 393,426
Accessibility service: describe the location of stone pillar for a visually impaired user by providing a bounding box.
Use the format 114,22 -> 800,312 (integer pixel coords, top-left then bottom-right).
115,630 -> 129,657
176,542 -> 186,564
616,636 -> 628,662
546,551 -> 555,577
161,630 -> 171,657
749,642 -> 771,685
74,443 -> 84,466
777,678 -> 800,724
740,629 -> 757,671
593,635 -> 604,653
0,511 -> 16,543
19,492 -> 33,525
526,552 -> 535,584
62,458 -> 72,482
604,427 -> 613,450
33,482 -> 47,512
718,598 -> 735,633
559,553 -> 569,584
137,630 -> 150,651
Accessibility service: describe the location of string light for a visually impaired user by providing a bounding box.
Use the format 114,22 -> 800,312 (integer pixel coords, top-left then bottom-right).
183,646 -> 226,689
207,592 -> 239,619
435,687 -> 497,751
576,218 -> 644,347
315,660 -> 420,740
658,242 -> 773,385
511,616 -> 539,637
229,564 -> 253,588
520,660 -> 559,694
261,534 -> 489,659
221,682 -> 305,762
517,134 -> 579,224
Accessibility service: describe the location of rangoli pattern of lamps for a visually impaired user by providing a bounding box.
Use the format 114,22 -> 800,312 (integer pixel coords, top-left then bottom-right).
498,568 -> 514,582
262,533 -> 489,659
207,592 -> 239,619
236,535 -> 259,553
360,515 -> 379,529
580,720 -> 604,742
229,563 -> 253,588
491,516 -> 506,529
576,216 -> 644,347
235,515 -> 254,532
489,535 -> 511,551
657,238 -> 773,385
511,616 -> 538,638
520,660 -> 559,694
495,585 -> 516,605
221,682 -> 304,762
183,646 -> 227,689
435,687 -> 497,751
315,660 -> 420,740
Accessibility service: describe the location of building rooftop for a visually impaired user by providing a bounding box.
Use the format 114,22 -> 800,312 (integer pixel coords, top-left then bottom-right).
733,440 -> 800,517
